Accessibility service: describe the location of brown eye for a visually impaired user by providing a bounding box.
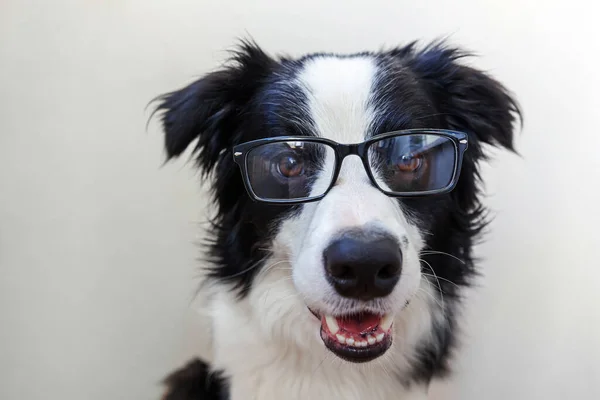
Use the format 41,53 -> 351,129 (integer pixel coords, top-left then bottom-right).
396,154 -> 423,172
277,155 -> 304,177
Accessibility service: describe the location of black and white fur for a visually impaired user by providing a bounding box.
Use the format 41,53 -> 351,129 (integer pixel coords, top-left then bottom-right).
153,39 -> 521,400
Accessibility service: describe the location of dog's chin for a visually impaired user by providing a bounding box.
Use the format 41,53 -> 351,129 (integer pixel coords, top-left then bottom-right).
309,308 -> 393,363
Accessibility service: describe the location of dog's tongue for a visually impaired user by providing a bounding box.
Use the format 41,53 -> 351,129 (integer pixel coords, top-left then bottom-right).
337,313 -> 380,334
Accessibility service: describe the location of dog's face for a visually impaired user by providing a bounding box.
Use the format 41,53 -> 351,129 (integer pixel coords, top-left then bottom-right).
155,41 -> 519,370
269,56 -> 434,362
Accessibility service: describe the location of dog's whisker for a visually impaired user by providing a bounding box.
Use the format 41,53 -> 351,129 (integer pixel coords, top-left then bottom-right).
311,353 -> 332,379
255,260 -> 291,280
420,250 -> 466,265
380,360 -> 395,383
419,258 -> 446,310
273,292 -> 300,302
420,273 -> 460,289
262,276 -> 294,288
224,257 -> 270,279
416,288 -> 444,312
256,246 -> 294,258
417,291 -> 454,320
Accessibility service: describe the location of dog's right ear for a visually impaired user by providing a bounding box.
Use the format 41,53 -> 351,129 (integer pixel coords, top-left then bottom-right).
152,42 -> 276,175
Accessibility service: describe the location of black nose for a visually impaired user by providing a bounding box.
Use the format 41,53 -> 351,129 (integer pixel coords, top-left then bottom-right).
323,230 -> 402,300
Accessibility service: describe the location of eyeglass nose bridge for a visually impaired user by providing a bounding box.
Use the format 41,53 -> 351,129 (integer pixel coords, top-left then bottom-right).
335,142 -> 361,158
329,142 -> 373,184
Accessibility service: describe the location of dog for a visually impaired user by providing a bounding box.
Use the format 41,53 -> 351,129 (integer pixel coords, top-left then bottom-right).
152,39 -> 521,400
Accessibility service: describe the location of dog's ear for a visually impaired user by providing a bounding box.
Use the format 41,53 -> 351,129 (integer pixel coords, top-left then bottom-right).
406,42 -> 522,158
152,41 -> 276,174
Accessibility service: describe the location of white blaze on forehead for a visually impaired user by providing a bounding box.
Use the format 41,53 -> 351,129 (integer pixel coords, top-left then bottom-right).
297,56 -> 376,144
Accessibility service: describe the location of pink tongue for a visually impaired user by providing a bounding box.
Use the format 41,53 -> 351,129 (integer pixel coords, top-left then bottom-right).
337,313 -> 381,334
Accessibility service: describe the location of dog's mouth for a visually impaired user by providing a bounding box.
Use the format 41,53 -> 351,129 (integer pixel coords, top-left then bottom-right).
309,308 -> 393,363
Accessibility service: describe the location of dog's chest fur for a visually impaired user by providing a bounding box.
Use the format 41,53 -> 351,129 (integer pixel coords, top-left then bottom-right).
228,373 -> 427,400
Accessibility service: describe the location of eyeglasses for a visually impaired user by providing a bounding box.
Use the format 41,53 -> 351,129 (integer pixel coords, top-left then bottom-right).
232,129 -> 468,204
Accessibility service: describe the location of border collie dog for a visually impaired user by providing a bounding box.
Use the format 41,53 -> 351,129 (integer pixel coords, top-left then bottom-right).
154,40 -> 520,400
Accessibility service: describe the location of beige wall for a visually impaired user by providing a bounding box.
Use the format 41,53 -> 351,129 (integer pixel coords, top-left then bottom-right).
1,1 -> 598,399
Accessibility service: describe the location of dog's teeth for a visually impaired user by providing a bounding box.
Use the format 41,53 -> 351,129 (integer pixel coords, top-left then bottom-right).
336,334 -> 346,344
376,333 -> 385,342
346,337 -> 355,346
360,341 -> 368,347
325,315 -> 339,335
380,314 -> 393,331
367,336 -> 376,345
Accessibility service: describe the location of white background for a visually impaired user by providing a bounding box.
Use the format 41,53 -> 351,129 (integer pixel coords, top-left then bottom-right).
1,1 -> 599,399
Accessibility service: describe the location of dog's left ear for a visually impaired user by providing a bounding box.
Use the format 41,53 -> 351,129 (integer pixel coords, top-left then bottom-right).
407,43 -> 522,157
152,41 -> 276,175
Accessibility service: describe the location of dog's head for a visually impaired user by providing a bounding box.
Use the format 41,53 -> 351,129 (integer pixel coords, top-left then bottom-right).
154,40 -> 520,368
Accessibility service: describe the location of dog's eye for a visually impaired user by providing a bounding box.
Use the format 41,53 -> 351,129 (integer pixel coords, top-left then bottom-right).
277,154 -> 304,178
395,154 -> 423,173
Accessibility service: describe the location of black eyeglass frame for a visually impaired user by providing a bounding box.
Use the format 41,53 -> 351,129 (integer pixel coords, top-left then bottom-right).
232,129 -> 469,204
